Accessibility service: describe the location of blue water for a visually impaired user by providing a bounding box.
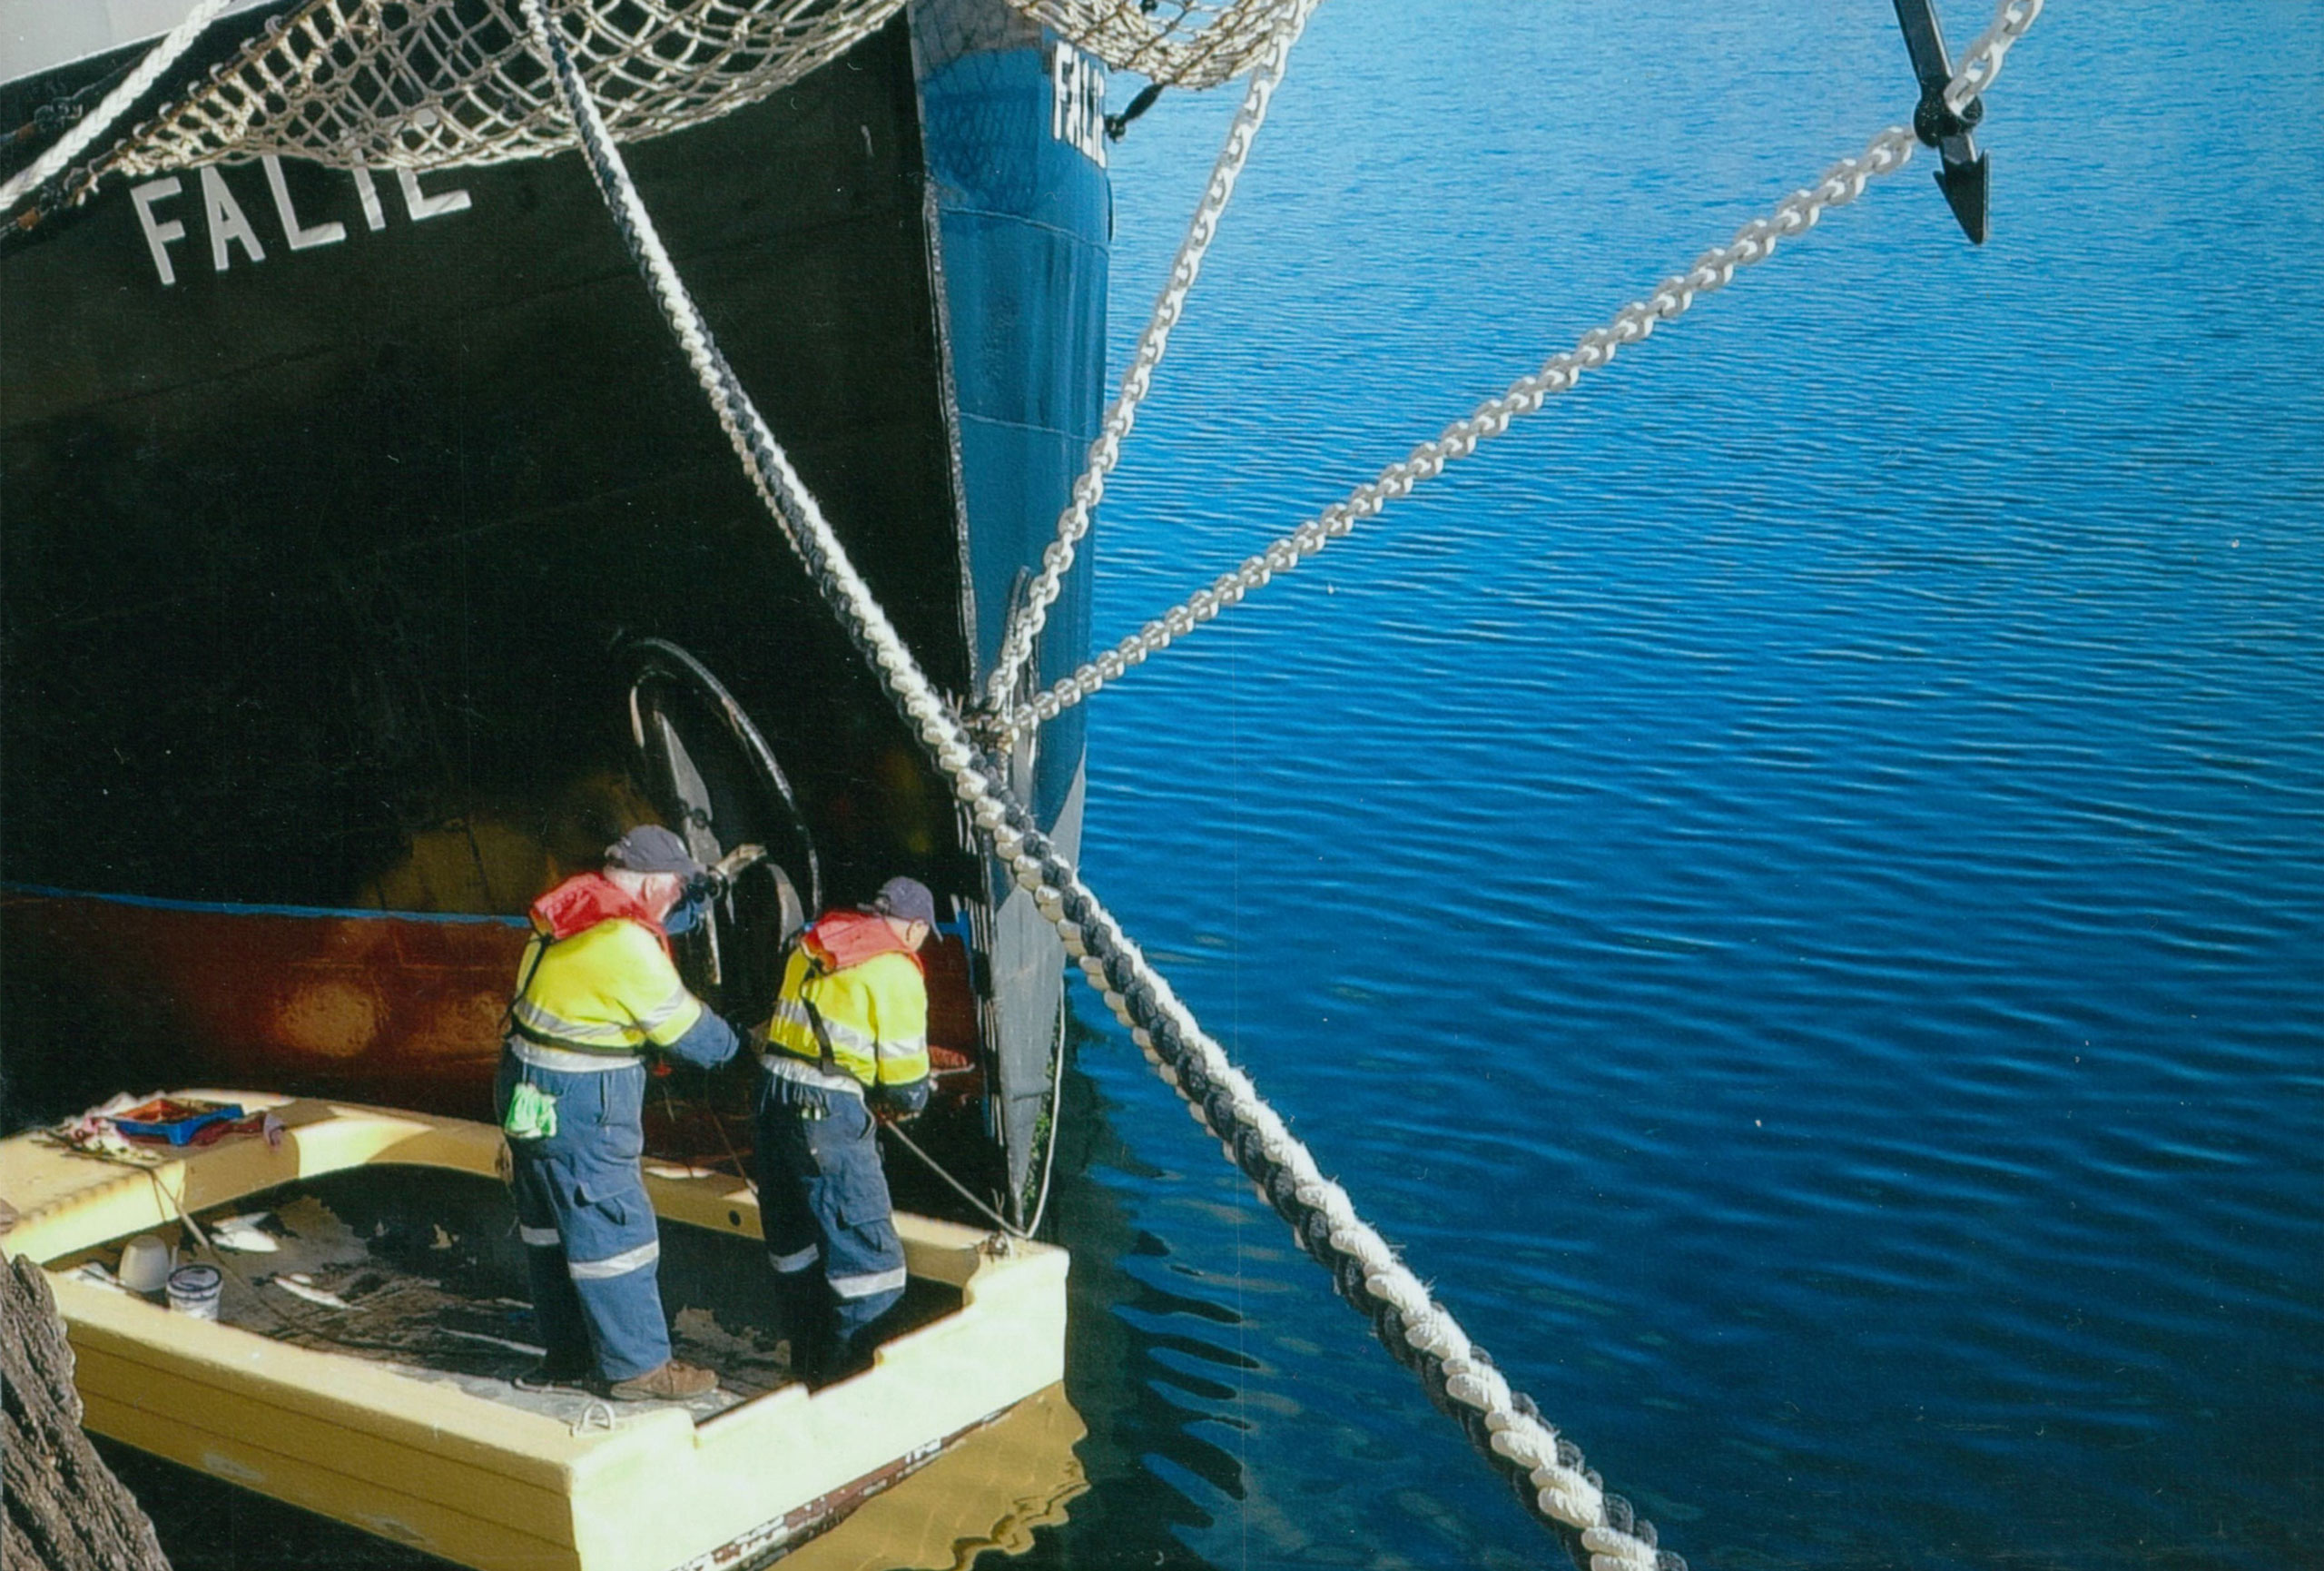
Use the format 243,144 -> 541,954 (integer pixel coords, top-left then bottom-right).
1035,4 -> 2324,1567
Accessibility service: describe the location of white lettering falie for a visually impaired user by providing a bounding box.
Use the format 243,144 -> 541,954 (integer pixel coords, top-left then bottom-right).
1049,44 -> 1108,170
130,158 -> 473,288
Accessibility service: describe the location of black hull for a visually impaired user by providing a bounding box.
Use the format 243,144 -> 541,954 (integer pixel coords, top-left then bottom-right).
0,1 -> 1108,1207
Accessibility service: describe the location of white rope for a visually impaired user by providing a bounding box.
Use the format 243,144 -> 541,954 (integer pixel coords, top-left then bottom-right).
0,0 -> 239,212
983,0 -> 1320,718
998,0 -> 2044,738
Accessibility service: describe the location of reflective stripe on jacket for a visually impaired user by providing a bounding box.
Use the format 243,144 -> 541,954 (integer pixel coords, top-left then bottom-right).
763,945 -> 930,1090
511,917 -> 704,1056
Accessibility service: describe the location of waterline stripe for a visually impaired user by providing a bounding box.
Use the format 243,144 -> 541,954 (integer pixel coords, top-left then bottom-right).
0,880 -> 528,926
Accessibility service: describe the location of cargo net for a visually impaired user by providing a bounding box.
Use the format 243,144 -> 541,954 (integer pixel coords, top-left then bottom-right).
999,0 -> 1302,90
99,0 -> 906,182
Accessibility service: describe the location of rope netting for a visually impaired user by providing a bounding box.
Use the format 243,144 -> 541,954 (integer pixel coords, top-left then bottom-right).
93,0 -> 904,183
1003,0 -> 1306,89
12,0 -> 1305,214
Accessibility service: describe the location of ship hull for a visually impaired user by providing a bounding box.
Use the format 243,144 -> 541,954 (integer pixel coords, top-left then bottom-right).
0,2 -> 1108,1209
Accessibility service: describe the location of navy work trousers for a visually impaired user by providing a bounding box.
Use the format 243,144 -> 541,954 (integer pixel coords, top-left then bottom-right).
752,1070 -> 908,1380
494,1049 -> 671,1382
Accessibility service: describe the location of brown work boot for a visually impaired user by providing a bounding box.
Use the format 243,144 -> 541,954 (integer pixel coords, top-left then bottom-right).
606,1359 -> 718,1401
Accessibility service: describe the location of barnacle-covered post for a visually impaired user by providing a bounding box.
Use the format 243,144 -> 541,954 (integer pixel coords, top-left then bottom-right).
2,1247 -> 174,1571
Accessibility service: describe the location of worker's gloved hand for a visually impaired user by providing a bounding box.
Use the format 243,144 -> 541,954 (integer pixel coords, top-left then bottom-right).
869,1076 -> 931,1124
665,881 -> 713,936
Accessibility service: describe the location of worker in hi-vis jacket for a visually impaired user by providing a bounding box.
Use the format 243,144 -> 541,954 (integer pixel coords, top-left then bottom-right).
496,825 -> 753,1402
753,874 -> 935,1386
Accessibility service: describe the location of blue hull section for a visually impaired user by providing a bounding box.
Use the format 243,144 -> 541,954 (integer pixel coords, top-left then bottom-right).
914,9 -> 1111,1195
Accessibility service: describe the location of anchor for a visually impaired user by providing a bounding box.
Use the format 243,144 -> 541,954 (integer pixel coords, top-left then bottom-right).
1891,0 -> 1991,242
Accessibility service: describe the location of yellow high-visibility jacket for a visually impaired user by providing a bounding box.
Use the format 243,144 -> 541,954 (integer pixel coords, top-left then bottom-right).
763,938 -> 930,1091
510,917 -> 704,1057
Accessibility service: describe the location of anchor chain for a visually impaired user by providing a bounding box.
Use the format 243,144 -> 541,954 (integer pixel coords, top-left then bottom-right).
982,0 -> 1321,723
1000,126 -> 1915,735
996,0 -> 2044,739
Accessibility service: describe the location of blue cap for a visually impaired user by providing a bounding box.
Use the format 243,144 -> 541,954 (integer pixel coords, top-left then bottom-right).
605,825 -> 703,877
868,875 -> 938,928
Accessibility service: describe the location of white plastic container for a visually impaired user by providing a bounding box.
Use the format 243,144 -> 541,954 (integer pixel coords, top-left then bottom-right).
117,1234 -> 172,1294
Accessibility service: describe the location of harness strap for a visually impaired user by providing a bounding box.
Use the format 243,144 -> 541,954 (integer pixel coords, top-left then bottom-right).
783,934 -> 851,1083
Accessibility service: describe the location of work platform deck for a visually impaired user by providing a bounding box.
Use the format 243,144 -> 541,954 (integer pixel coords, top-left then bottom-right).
0,1091 -> 1070,1571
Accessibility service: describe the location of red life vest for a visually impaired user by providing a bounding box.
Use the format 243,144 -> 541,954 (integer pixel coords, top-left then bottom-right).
528,873 -> 673,957
800,908 -> 925,975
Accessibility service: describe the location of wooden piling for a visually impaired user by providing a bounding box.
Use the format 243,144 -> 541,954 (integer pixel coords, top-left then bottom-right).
2,1232 -> 172,1571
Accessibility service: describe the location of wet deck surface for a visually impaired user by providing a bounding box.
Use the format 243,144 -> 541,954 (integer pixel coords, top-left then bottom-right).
195,1184 -> 791,1423
59,1161 -> 964,1428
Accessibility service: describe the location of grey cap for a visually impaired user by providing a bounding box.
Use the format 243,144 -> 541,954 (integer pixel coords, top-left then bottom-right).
868,875 -> 938,928
605,825 -> 704,878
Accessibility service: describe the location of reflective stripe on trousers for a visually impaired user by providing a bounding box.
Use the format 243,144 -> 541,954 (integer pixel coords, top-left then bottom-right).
768,1241 -> 820,1274
569,1238 -> 660,1280
830,1263 -> 909,1300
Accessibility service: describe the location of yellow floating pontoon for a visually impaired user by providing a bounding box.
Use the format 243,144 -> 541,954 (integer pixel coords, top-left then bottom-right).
0,1091 -> 1071,1571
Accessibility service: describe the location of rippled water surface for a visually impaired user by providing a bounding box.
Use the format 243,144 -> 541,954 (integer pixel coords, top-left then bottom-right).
1030,4 -> 2323,1567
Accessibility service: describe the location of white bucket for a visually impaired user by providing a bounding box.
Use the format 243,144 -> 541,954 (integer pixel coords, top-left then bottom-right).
165,1262 -> 222,1320
118,1234 -> 173,1294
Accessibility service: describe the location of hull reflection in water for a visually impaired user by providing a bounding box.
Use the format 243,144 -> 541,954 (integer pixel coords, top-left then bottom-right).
774,1387 -> 1088,1571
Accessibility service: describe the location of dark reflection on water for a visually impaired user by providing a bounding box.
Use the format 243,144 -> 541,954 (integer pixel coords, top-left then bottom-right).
1029,1 -> 2323,1567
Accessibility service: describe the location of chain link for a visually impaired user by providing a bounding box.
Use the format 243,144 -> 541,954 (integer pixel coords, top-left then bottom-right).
1004,124 -> 1920,733
998,0 -> 2043,738
981,0 -> 1321,724
1945,0 -> 2043,116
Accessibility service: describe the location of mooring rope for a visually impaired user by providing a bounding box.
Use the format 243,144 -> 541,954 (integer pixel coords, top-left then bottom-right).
878,1120 -> 1029,1240
0,0 -> 237,216
982,0 -> 1321,718
526,4 -> 2048,1566
995,0 -> 2047,740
